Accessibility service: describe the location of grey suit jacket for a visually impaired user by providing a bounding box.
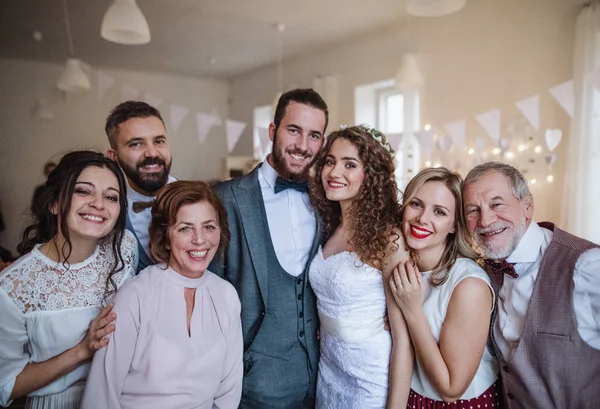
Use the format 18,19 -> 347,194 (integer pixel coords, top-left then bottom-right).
209,165 -> 322,354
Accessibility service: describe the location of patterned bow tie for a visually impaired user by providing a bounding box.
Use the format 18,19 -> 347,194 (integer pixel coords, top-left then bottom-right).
484,259 -> 518,278
132,200 -> 153,213
274,177 -> 307,194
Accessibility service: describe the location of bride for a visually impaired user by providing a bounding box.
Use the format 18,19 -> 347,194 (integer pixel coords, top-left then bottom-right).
308,125 -> 412,408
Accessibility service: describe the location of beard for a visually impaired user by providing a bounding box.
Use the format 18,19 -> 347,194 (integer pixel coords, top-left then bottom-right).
474,219 -> 527,260
271,130 -> 314,183
119,156 -> 172,195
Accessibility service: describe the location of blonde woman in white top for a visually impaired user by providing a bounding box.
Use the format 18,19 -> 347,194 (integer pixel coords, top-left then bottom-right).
389,167 -> 500,408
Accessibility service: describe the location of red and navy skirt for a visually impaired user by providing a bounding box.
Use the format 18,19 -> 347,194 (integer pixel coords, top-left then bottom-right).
407,381 -> 503,408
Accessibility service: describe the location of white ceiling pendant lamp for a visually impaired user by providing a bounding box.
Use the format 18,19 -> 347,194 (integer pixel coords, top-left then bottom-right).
407,0 -> 467,18
272,23 -> 286,111
57,0 -> 90,91
101,0 -> 151,45
30,31 -> 55,120
32,98 -> 55,121
396,54 -> 423,91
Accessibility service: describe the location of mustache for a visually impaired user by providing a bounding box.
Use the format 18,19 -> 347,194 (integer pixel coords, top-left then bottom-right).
287,148 -> 311,158
136,157 -> 167,170
474,222 -> 510,236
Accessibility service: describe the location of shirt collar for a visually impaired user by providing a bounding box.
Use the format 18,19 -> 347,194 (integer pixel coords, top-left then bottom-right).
506,219 -> 544,264
259,157 -> 278,189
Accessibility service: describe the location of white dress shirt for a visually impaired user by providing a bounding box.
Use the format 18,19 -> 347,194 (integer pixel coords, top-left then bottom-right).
258,160 -> 317,277
126,176 -> 177,258
495,220 -> 600,359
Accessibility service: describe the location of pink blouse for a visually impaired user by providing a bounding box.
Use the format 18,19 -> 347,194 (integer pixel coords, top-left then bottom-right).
81,264 -> 242,409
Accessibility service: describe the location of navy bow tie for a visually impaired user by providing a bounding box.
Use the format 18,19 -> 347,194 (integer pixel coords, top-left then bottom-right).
484,259 -> 518,278
274,177 -> 307,194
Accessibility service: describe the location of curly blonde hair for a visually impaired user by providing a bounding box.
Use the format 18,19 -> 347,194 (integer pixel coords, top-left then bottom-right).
309,126 -> 401,270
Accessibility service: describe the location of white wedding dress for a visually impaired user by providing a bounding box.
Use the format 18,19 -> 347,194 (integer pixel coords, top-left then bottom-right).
308,247 -> 391,409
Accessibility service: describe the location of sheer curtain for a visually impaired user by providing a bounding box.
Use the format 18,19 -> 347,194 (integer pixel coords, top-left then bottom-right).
560,1 -> 600,243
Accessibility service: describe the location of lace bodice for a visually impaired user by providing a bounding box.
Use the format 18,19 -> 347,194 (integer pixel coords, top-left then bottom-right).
0,231 -> 137,313
0,230 -> 138,408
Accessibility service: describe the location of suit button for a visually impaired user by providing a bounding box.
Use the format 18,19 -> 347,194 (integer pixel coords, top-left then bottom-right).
297,278 -> 302,285
507,393 -> 515,400
502,365 -> 510,373
299,312 -> 304,318
297,294 -> 303,300
299,331 -> 305,337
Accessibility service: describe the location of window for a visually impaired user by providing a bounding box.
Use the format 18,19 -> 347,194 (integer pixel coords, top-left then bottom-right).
355,80 -> 420,190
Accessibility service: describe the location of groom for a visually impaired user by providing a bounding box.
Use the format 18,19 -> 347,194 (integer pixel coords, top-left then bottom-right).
209,88 -> 328,409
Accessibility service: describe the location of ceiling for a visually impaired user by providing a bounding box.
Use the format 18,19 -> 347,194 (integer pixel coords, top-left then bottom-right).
0,0 -> 410,79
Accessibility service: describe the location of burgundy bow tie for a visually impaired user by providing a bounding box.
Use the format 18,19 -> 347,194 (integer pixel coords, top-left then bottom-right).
484,259 -> 518,278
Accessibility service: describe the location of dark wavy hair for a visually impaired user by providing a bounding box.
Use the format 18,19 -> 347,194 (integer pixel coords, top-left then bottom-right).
309,126 -> 401,270
105,100 -> 165,148
149,181 -> 230,267
18,151 -> 128,296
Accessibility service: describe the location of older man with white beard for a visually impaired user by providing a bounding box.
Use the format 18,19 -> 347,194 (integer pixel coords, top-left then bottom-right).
462,161 -> 600,409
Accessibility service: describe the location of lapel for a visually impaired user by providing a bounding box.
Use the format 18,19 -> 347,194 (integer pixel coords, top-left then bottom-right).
126,213 -> 152,274
231,166 -> 270,306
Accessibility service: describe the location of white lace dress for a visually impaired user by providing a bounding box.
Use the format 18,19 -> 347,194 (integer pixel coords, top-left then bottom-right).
0,231 -> 137,409
308,247 -> 391,409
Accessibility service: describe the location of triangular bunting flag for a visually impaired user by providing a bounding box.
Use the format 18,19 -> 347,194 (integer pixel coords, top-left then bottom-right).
549,80 -> 574,118
121,84 -> 139,102
258,127 -> 271,153
226,119 -> 247,153
443,120 -> 466,150
195,112 -> 217,144
415,130 -> 435,162
143,93 -> 164,108
387,133 -> 404,150
97,71 -> 115,101
515,94 -> 540,131
170,103 -> 190,132
437,136 -> 454,153
476,109 -> 501,141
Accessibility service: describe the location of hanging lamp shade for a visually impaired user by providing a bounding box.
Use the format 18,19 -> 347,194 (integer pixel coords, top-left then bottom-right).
101,0 -> 151,45
57,58 -> 90,91
31,99 -> 54,121
396,54 -> 423,90
406,0 -> 466,17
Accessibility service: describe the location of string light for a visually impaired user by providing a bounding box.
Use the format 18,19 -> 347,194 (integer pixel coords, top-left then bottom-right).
534,146 -> 542,153
468,148 -> 474,155
547,175 -> 554,182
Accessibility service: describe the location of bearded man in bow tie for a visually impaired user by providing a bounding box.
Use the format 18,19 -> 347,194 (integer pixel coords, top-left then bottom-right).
209,88 -> 328,409
105,101 -> 175,274
462,161 -> 600,409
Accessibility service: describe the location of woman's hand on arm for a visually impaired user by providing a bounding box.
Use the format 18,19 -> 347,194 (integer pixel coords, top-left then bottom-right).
390,263 -> 493,402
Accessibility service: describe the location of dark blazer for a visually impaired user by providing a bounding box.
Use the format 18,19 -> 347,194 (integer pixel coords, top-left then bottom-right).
209,165 -> 322,352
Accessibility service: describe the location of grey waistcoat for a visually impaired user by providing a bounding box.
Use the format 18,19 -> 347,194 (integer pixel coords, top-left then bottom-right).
489,222 -> 600,409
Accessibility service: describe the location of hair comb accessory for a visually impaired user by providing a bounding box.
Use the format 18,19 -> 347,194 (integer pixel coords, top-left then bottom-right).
358,124 -> 396,159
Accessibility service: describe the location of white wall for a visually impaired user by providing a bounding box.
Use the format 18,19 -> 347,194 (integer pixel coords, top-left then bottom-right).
0,58 -> 229,253
229,0 -> 578,223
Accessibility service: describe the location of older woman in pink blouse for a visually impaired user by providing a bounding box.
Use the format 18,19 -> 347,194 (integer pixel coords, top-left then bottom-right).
82,181 -> 243,409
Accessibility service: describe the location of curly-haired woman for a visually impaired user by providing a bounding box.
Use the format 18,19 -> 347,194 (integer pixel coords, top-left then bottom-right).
308,125 -> 412,408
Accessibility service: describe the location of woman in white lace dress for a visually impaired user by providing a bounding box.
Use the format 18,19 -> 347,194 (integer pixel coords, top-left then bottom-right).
308,125 -> 412,409
0,151 -> 138,409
